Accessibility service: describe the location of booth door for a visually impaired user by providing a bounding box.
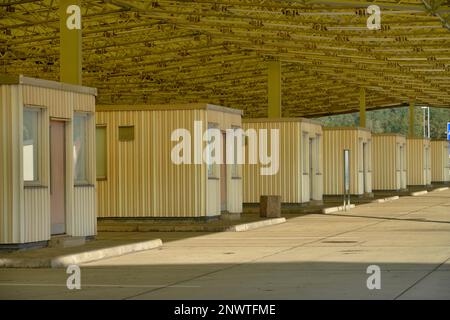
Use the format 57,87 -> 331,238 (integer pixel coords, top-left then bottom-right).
50,120 -> 66,235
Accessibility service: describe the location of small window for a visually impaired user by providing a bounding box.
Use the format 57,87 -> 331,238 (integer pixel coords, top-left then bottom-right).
119,126 -> 134,141
74,113 -> 88,183
96,126 -> 107,180
23,107 -> 40,182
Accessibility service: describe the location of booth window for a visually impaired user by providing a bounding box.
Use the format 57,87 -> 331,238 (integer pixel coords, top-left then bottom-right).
23,107 -> 40,182
74,113 -> 88,184
96,126 -> 107,180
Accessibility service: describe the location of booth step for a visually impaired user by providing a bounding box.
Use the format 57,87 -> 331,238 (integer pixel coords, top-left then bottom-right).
49,236 -> 86,248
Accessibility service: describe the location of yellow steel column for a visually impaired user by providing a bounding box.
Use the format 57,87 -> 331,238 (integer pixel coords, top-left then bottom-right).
267,61 -> 281,118
409,99 -> 415,137
60,0 -> 82,85
359,87 -> 366,128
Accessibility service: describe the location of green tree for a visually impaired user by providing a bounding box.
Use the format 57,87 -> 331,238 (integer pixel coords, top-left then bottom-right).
315,107 -> 450,139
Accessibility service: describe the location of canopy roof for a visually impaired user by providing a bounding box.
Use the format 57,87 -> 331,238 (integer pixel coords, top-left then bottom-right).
1,0 -> 450,117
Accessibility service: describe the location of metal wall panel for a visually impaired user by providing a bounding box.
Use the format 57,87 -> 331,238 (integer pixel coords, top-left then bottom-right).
323,127 -> 372,195
73,186 -> 96,236
242,118 -> 323,203
1,82 -> 96,244
22,85 -> 72,119
24,188 -> 50,243
431,140 -> 450,183
207,110 -> 243,214
407,138 -> 431,186
0,85 -> 23,243
372,134 -> 407,190
96,106 -> 242,218
96,108 -> 207,217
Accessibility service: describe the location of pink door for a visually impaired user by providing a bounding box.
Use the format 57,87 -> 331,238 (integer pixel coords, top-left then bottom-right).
50,121 -> 66,235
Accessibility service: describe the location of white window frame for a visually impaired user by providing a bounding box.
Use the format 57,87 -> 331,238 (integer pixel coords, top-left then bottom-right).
23,106 -> 41,185
73,113 -> 89,185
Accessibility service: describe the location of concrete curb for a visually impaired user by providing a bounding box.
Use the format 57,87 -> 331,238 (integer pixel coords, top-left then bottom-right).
432,187 -> 449,192
226,218 -> 286,232
322,204 -> 356,214
372,196 -> 400,203
411,190 -> 428,196
0,239 -> 163,268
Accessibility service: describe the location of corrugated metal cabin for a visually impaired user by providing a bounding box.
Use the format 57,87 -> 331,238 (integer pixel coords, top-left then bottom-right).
0,75 -> 97,247
323,127 -> 372,196
406,138 -> 431,186
431,140 -> 450,183
242,118 -> 323,204
372,133 -> 407,191
95,103 -> 243,219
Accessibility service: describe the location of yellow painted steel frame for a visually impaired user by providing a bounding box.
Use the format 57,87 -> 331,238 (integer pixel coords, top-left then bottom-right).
1,1 -> 450,117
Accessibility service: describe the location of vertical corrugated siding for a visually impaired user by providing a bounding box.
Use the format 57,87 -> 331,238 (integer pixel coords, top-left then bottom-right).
227,173 -> 243,213
207,179 -> 220,216
431,141 -> 450,182
323,128 -> 372,195
73,93 -> 96,112
96,109 -> 208,218
372,135 -> 406,190
206,111 -> 243,214
70,110 -> 96,237
243,121 -> 300,203
24,188 -> 50,242
242,120 -> 322,203
1,85 -> 14,243
73,187 -> 96,236
300,121 -> 323,201
407,138 -> 431,185
22,85 -> 72,119
0,85 -> 23,244
1,82 -> 96,244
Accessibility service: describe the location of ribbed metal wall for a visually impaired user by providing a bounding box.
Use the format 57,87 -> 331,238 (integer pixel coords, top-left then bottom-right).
73,93 -> 96,113
1,82 -> 96,244
372,134 -> 407,190
0,85 -> 23,243
97,108 -> 209,218
24,188 -> 50,242
431,140 -> 450,182
242,119 -> 323,203
23,85 -> 72,119
323,128 -> 372,195
207,110 -> 243,214
72,187 -> 96,236
407,138 -> 431,185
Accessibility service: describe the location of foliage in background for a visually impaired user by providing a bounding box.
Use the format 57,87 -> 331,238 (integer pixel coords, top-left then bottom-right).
315,107 -> 450,139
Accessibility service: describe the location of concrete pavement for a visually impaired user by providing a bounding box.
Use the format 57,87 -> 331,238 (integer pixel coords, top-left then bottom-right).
1,189 -> 449,299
